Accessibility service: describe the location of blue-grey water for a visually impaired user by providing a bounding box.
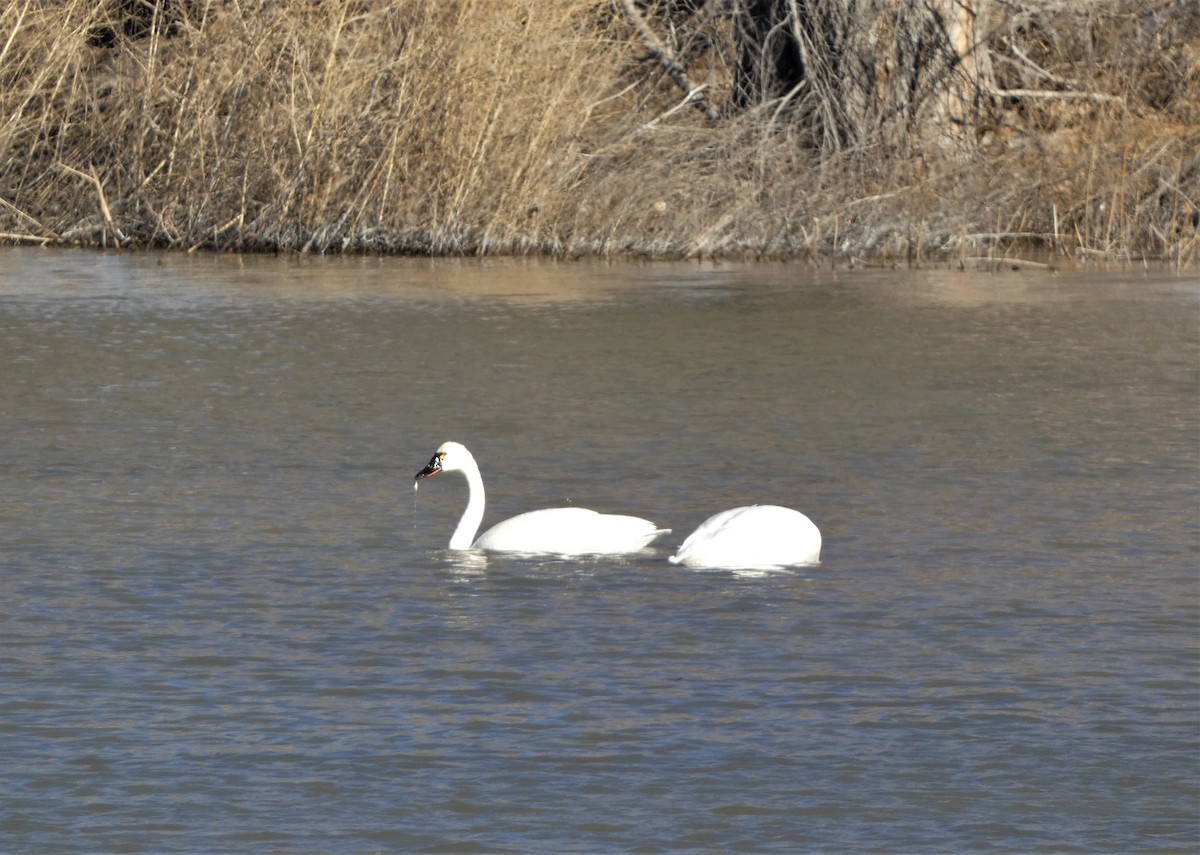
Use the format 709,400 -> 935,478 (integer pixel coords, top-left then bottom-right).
1,248 -> 1196,853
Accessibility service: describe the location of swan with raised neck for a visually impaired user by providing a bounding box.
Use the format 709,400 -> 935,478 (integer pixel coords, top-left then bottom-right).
414,441 -> 668,555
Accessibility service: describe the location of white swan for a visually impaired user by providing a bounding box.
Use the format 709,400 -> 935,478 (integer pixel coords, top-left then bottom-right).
668,505 -> 821,570
414,441 -> 669,555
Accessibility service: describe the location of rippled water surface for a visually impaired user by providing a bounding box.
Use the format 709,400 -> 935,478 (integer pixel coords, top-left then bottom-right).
1,249 -> 1197,853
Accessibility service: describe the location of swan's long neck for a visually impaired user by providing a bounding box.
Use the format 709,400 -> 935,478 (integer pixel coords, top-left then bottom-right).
449,455 -> 485,550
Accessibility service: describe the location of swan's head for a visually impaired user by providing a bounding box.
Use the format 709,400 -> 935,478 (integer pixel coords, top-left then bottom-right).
415,440 -> 473,480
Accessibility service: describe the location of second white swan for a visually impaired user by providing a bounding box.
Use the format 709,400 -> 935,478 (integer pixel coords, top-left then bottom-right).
668,505 -> 822,570
414,441 -> 668,555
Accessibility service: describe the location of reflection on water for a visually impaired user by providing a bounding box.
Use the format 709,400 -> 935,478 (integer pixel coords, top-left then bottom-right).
0,247 -> 1196,853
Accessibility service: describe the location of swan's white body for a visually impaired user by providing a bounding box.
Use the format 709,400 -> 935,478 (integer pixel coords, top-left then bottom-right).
415,441 -> 667,555
669,505 -> 821,570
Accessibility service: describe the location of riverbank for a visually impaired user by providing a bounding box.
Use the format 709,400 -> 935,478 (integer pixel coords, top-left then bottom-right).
1,1 -> 1197,264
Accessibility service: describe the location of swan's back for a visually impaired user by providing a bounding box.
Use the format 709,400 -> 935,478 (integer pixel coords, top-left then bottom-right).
669,505 -> 821,570
474,507 -> 668,555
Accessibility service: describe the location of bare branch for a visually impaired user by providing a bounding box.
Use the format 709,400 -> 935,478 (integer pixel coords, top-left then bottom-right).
990,87 -> 1126,104
619,0 -> 720,121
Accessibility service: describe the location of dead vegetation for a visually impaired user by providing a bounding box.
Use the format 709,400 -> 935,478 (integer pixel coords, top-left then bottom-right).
0,0 -> 1196,263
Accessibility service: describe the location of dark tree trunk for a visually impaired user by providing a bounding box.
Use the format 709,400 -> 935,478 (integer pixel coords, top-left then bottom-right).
730,0 -> 993,149
733,0 -> 806,109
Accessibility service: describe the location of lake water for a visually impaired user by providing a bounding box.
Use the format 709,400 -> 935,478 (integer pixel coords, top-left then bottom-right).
1,248 -> 1196,853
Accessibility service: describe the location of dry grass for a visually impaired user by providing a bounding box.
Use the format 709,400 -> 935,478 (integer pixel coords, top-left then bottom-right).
0,0 -> 1196,263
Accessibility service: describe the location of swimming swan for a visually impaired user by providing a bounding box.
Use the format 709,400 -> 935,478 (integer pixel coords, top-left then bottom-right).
668,505 -> 821,570
414,441 -> 668,555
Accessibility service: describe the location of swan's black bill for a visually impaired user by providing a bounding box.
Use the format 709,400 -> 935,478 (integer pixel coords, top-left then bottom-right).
415,453 -> 443,480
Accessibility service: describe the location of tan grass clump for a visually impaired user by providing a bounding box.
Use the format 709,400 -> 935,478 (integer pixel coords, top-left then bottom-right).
0,0 -> 641,252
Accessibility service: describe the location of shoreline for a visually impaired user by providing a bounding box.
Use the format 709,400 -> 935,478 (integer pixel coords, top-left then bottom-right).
2,1 -> 1196,267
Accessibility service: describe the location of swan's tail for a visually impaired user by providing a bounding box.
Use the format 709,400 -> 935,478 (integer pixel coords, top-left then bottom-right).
642,527 -> 671,549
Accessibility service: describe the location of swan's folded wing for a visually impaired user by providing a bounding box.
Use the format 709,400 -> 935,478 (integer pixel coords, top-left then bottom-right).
474,507 -> 667,555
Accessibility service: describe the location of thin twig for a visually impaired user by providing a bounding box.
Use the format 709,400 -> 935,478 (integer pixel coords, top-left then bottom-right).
1004,46 -> 1079,89
59,164 -> 128,243
0,232 -> 54,245
0,193 -> 59,239
642,85 -> 710,131
990,87 -> 1125,105
956,256 -> 1055,269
